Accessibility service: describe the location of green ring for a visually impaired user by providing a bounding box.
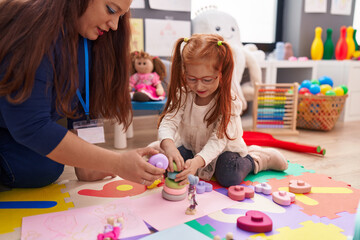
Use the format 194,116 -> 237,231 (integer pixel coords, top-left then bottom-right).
165,177 -> 186,189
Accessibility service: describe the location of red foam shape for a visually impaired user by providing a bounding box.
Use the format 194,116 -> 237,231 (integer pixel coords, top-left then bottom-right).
243,131 -> 324,155
267,172 -> 360,219
289,179 -> 311,194
228,185 -> 254,201
237,210 -> 273,232
78,180 -> 146,198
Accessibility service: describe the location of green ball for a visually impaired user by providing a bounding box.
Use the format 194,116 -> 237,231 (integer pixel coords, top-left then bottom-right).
325,90 -> 336,96
340,85 -> 348,94
311,79 -> 320,85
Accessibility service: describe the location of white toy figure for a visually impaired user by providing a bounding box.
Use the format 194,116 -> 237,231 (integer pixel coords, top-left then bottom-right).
192,9 -> 263,113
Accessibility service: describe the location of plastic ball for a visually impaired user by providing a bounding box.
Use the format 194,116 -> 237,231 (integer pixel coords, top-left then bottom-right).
333,87 -> 344,96
318,76 -> 333,87
299,87 -> 310,94
316,93 -> 324,96
320,84 -> 332,94
309,84 -> 321,94
311,79 -> 320,85
300,80 -> 312,89
325,90 -> 336,96
339,85 -> 348,94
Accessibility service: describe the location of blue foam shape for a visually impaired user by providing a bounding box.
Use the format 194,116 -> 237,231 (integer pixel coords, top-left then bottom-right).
0,201 -> 57,209
167,171 -> 179,180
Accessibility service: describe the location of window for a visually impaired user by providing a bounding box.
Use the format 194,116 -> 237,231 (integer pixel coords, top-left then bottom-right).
191,0 -> 282,51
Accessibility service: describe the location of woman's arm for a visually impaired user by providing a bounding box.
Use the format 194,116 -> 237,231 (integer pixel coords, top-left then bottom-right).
47,131 -> 165,184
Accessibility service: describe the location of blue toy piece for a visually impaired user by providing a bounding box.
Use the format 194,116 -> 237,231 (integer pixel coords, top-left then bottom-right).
300,80 -> 312,89
196,181 -> 213,194
318,76 -> 333,87
167,171 -> 179,180
148,153 -> 169,169
188,174 -> 199,186
309,84 -> 321,95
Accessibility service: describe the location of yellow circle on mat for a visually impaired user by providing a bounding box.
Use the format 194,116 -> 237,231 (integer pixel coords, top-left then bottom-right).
116,185 -> 133,191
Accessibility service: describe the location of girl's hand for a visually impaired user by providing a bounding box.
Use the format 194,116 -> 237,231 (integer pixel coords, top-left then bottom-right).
117,147 -> 165,186
175,156 -> 205,185
160,139 -> 184,171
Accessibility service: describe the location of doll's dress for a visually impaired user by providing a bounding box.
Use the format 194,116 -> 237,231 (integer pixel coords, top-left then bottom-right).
130,72 -> 165,101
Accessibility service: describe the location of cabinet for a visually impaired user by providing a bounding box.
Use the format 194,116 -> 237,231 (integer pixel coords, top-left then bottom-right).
259,60 -> 360,122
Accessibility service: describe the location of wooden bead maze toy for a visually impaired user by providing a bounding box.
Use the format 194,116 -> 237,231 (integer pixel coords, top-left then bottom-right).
253,83 -> 299,135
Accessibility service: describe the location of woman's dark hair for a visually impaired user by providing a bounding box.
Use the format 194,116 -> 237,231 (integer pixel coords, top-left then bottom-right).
0,0 -> 132,127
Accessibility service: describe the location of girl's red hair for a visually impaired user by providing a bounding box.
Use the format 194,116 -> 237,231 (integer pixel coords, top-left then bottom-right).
159,34 -> 234,139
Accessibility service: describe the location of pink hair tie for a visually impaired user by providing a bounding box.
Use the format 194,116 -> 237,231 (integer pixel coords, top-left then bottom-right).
153,56 -> 159,59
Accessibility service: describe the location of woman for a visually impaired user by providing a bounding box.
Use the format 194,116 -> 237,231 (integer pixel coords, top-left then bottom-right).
0,0 -> 164,188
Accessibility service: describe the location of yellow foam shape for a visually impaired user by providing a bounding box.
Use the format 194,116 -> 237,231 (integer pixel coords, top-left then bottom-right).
116,184 -> 133,191
208,194 -> 285,223
0,184 -> 74,234
250,221 -> 346,240
310,187 -> 353,194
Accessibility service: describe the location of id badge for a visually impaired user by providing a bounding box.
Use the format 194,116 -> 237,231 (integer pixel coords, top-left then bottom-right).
73,119 -> 105,144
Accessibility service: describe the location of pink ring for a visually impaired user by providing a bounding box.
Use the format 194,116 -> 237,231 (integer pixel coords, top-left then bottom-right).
163,185 -> 187,195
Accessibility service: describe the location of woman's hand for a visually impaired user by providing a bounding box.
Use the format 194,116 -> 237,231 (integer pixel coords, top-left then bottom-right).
160,139 -> 184,172
175,156 -> 205,185
116,147 -> 165,186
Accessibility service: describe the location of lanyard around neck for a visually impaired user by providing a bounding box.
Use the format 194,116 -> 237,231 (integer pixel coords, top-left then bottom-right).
76,38 -> 90,119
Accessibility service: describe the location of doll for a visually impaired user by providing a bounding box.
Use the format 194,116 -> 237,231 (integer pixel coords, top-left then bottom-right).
186,175 -> 199,215
130,51 -> 167,102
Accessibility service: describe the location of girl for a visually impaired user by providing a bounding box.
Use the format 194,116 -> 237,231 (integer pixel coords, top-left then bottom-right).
157,34 -> 288,187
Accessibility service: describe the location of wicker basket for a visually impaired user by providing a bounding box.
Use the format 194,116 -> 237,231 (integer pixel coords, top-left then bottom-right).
297,94 -> 348,131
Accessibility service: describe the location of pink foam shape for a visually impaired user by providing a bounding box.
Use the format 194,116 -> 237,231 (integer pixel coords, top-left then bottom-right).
254,182 -> 272,195
272,191 -> 295,206
288,180 -> 312,194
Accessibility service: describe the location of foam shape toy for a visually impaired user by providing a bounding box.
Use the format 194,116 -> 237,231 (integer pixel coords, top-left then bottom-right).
196,181 -> 213,194
254,182 -> 272,195
167,171 -> 179,180
163,185 -> 187,195
192,8 -> 262,112
288,180 -> 312,194
272,191 -> 295,206
228,185 -> 254,201
148,153 -> 169,169
165,177 -> 186,189
162,189 -> 187,201
236,210 -> 273,233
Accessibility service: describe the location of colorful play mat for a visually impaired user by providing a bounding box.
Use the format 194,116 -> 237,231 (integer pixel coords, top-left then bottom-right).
1,162 -> 359,240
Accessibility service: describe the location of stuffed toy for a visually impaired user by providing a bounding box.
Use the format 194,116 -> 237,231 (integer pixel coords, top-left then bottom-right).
130,51 -> 166,102
192,9 -> 263,112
